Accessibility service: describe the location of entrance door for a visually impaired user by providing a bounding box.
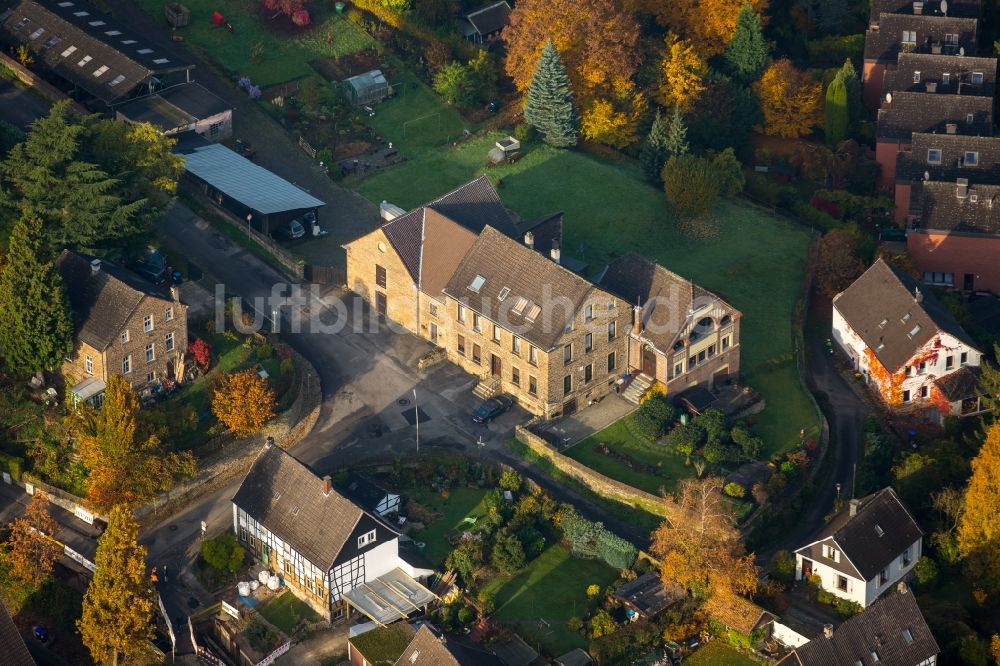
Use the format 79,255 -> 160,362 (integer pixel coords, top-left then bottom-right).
429,322 -> 438,342
375,291 -> 387,316
802,559 -> 813,579
491,354 -> 502,377
641,346 -> 657,376
964,273 -> 975,291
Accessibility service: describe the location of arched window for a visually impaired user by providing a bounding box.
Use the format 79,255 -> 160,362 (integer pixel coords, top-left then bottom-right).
720,314 -> 732,328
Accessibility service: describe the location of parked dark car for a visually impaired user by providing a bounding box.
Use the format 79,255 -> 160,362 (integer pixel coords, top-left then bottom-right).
133,249 -> 167,285
273,219 -> 306,240
472,395 -> 513,424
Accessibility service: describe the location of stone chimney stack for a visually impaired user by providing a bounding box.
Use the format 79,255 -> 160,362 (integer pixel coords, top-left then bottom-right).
170,284 -> 180,302
90,258 -> 102,274
849,498 -> 860,517
524,231 -> 534,250
914,286 -> 923,303
632,304 -> 643,336
823,624 -> 834,640
550,240 -> 560,264
322,474 -> 332,496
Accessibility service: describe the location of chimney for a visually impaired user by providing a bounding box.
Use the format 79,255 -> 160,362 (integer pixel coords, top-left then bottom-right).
913,1 -> 923,14
823,624 -> 834,640
169,285 -> 180,302
524,231 -> 534,250
925,81 -> 937,93
898,581 -> 909,594
550,240 -> 560,264
945,122 -> 957,134
322,474 -> 332,496
632,304 -> 643,336
849,498 -> 860,517
914,286 -> 923,303
90,258 -> 102,274
265,436 -> 275,449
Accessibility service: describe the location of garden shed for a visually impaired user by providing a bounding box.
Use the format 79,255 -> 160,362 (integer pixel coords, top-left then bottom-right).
343,69 -> 388,105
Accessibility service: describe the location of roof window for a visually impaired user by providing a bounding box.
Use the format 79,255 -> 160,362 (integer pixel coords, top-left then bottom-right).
971,71 -> 984,85
879,318 -> 888,328
901,313 -> 911,323
88,20 -> 105,26
291,505 -> 300,515
108,74 -> 125,87
60,45 -> 77,57
12,18 -> 29,31
525,304 -> 541,322
875,524 -> 885,537
57,1 -> 75,5
908,324 -> 922,338
73,10 -> 89,16
498,287 -> 510,301
511,297 -> 528,315
28,27 -> 44,40
152,57 -> 170,64
42,36 -> 61,49
93,65 -> 109,77
105,30 -> 121,36
902,628 -> 914,644
121,39 -> 137,44
77,55 -> 92,67
137,47 -> 154,54
469,274 -> 485,293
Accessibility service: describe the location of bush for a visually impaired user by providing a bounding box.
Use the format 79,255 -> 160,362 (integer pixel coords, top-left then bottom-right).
913,556 -> 939,588
769,549 -> 796,583
723,482 -> 746,498
632,394 -> 678,440
499,470 -> 521,492
664,422 -> 705,456
587,584 -> 601,598
200,532 -> 245,573
513,123 -> 533,142
568,616 -> 584,633
188,338 -> 212,368
833,597 -> 861,618
589,609 -> 616,639
491,531 -> 526,574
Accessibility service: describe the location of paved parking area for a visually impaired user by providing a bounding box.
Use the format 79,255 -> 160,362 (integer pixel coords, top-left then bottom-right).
539,394 -> 636,450
0,78 -> 51,129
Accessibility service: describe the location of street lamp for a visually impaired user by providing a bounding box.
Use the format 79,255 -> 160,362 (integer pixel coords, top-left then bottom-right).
413,388 -> 419,453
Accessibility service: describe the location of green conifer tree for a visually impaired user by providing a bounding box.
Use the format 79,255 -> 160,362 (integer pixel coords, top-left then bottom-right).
825,75 -> 849,147
665,106 -> 690,157
979,343 -> 1000,421
639,109 -> 671,184
724,3 -> 768,83
524,40 -> 579,148
837,58 -> 863,127
0,215 -> 73,375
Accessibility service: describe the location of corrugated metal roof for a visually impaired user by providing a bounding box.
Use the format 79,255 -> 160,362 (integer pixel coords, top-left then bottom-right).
181,144 -> 325,215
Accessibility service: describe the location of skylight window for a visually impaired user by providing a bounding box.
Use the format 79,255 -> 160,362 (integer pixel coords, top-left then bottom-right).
902,629 -> 914,644
42,36 -> 61,49
875,524 -> 885,537
121,39 -> 137,44
12,18 -> 29,31
60,45 -> 77,57
137,47 -> 154,54
901,313 -> 911,323
879,318 -> 888,328
291,505 -> 300,515
73,10 -> 89,16
498,287 -> 510,301
152,57 -> 170,65
469,274 -> 486,293
512,297 -> 528,315
104,30 -> 121,36
77,55 -> 92,67
908,324 -> 922,338
88,20 -> 105,26
93,65 -> 109,77
525,304 -> 541,322
57,1 -> 75,6
28,27 -> 44,40
272,490 -> 281,499
108,74 -> 125,87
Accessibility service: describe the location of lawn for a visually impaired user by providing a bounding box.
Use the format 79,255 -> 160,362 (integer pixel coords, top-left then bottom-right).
257,589 -> 321,637
565,418 -> 689,495
684,641 -> 762,666
409,487 -> 488,566
132,0 -> 374,86
358,132 -> 820,456
482,543 -> 619,656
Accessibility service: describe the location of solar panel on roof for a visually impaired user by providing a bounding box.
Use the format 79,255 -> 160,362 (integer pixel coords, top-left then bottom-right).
137,48 -> 153,54
60,45 -> 77,57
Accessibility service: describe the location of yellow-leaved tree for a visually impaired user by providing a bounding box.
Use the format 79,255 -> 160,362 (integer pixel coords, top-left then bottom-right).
658,36 -> 708,111
651,476 -> 759,601
629,0 -> 769,57
212,369 -> 277,438
581,80 -> 648,148
754,59 -> 823,138
6,491 -> 62,590
957,424 -> 1000,596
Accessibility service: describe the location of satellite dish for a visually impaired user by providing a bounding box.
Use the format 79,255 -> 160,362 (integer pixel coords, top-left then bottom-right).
886,92 -> 893,103
959,47 -> 965,56
941,0 -> 948,15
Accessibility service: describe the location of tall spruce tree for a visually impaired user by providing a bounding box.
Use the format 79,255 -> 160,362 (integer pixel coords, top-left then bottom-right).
665,106 -> 690,157
0,215 -> 73,375
640,109 -> 671,184
825,75 -> 849,147
524,40 -> 579,148
78,506 -> 155,666
837,58 -> 863,127
724,3 -> 768,83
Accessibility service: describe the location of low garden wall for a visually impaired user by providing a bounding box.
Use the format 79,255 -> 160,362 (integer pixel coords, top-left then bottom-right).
0,52 -> 88,113
136,346 -> 322,527
514,425 -> 676,521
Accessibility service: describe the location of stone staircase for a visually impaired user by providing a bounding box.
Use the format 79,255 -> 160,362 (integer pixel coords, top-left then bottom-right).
473,374 -> 501,399
621,373 -> 653,405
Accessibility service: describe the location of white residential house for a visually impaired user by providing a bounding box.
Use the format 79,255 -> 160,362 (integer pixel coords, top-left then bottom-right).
832,259 -> 983,421
232,441 -> 434,622
795,488 -> 923,609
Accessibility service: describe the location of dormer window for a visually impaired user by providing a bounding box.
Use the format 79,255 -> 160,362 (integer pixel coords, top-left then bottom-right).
901,30 -> 916,45
912,70 -> 921,83
971,71 -> 984,85
942,72 -> 951,85
926,149 -> 942,164
964,151 -> 979,166
966,113 -> 974,124
357,529 -> 376,548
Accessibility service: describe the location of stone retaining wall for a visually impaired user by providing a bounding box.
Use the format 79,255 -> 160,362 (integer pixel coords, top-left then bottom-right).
0,53 -> 87,113
514,425 -> 676,520
136,346 -> 321,527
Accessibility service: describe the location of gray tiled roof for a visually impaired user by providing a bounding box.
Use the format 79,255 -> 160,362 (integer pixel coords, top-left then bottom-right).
833,259 -> 978,371
232,442 -> 371,571
896,132 -> 1000,184
56,251 -> 172,351
443,226 -> 595,349
464,1 -> 511,36
883,52 -> 996,97
876,91 -> 992,141
0,600 -> 34,666
598,252 -> 738,354
864,14 -> 978,63
870,0 -> 983,21
781,586 -> 939,666
796,488 -> 923,581
913,179 -> 1000,234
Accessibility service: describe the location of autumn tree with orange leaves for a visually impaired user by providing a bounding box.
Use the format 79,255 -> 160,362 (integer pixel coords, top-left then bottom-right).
658,36 -> 708,111
957,424 -> 1000,596
74,375 -> 197,513
755,59 -> 823,138
651,476 -> 759,601
212,369 -> 277,438
629,0 -> 769,57
6,491 -> 62,589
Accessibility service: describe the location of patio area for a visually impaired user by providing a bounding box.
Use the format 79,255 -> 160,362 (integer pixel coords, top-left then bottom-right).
535,393 -> 636,450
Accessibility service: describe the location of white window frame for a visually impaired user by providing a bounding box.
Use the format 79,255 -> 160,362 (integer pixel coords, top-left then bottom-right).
357,529 -> 376,548
902,30 -> 916,44
964,151 -> 979,166
912,70 -> 921,83
165,306 -> 173,322
145,343 -> 155,364
85,355 -> 94,375
123,354 -> 131,374
144,314 -> 153,333
972,71 -> 984,85
926,149 -> 942,164
121,329 -> 130,344
165,332 -> 174,353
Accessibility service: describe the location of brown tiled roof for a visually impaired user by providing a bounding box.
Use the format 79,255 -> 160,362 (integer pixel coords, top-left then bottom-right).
870,0 -> 983,21
833,259 -> 978,371
703,594 -> 774,637
420,208 -> 479,299
464,1 -> 511,36
56,251 -> 173,351
443,226 -> 596,349
913,180 -> 1000,235
0,600 -> 34,666
232,442 -> 390,570
896,132 -> 1000,184
598,252 -> 739,353
393,625 -> 501,666
796,488 -> 923,581
781,586 -> 939,666
864,14 -> 978,64
883,53 -> 996,97
876,91 -> 992,141
934,364 -> 981,400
